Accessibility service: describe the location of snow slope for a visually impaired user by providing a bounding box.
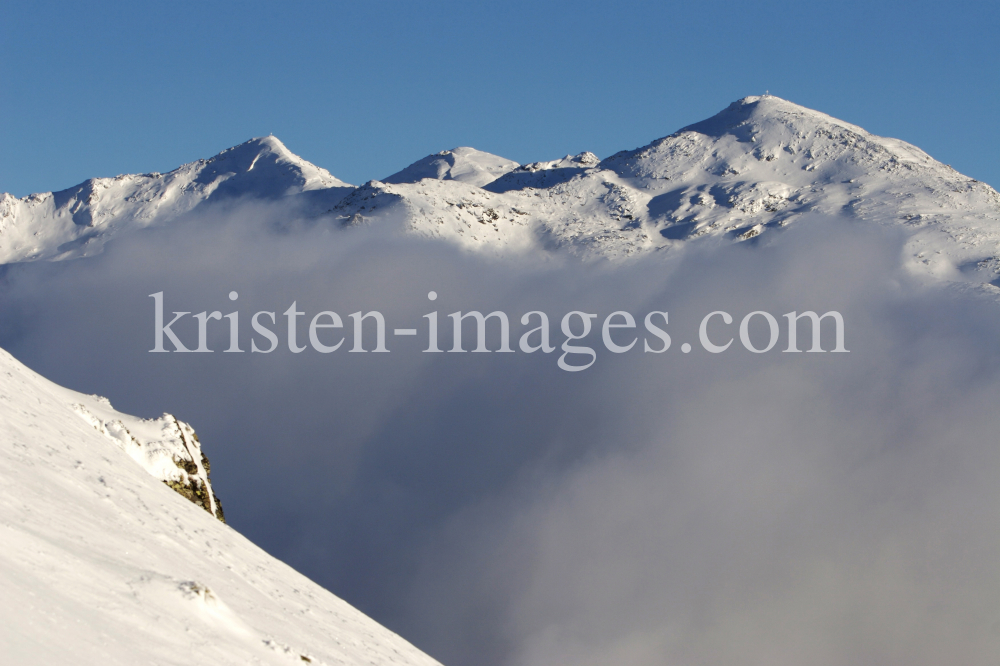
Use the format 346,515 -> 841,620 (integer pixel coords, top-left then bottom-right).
4,96 -> 1000,284
0,346 -> 442,666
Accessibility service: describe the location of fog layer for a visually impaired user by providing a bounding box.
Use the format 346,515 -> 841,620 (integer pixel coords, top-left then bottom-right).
2,207 -> 999,665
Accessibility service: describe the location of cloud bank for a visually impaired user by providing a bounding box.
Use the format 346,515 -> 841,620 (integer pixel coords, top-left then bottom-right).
2,204 -> 999,665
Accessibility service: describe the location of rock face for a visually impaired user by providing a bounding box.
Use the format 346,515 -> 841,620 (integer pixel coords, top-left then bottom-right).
71,396 -> 224,521
164,429 -> 225,522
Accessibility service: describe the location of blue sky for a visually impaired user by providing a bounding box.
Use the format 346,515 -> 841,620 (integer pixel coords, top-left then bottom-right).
2,0 -> 997,197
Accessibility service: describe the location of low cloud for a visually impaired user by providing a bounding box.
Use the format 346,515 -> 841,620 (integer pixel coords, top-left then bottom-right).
3,203 -> 1000,665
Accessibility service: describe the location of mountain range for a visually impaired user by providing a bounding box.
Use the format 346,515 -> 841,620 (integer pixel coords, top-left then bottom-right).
3,96 -> 999,286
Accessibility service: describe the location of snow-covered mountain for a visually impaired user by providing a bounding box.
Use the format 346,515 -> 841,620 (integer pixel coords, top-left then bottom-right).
0,345 -> 441,666
0,136 -> 352,263
3,96 -> 1000,284
331,96 -> 1000,281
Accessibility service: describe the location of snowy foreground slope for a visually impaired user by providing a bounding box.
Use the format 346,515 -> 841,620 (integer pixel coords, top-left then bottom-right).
4,95 -> 1000,284
0,347 -> 442,666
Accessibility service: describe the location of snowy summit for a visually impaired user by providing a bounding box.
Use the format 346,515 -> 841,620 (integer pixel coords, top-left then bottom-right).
382,147 -> 519,187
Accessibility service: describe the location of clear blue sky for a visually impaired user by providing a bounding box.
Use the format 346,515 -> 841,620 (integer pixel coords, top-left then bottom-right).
2,0 -> 998,197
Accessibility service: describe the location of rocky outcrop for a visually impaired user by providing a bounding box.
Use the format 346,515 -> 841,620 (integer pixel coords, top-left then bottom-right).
72,397 -> 224,521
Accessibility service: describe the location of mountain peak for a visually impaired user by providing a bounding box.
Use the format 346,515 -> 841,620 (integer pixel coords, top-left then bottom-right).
213,135 -> 306,168
383,147 -> 519,187
0,135 -> 354,263
601,94 -> 945,184
680,95 -> 867,141
203,136 -> 350,193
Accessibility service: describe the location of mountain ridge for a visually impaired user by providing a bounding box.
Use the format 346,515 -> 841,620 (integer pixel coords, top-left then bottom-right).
0,136 -> 353,263
3,96 -> 1000,285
